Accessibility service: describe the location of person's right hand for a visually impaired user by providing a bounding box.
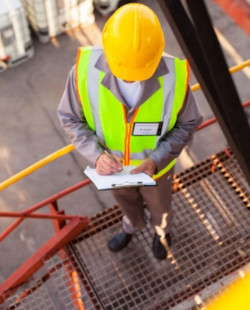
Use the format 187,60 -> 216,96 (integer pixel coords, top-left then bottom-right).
95,153 -> 123,175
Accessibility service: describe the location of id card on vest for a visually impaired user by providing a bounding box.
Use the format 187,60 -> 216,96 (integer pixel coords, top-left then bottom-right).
132,122 -> 163,136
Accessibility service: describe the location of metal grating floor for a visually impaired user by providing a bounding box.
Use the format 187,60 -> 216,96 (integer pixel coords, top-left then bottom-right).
2,150 -> 250,310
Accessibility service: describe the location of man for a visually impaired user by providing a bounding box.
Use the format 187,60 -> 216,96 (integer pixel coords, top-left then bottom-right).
58,3 -> 203,260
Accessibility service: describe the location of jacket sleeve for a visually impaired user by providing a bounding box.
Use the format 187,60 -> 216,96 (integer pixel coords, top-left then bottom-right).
149,87 -> 203,172
57,65 -> 104,166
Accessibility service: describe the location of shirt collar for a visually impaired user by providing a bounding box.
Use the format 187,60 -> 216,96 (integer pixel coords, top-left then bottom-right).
95,52 -> 169,106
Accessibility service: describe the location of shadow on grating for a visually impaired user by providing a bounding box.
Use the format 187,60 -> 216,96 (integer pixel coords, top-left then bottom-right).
2,150 -> 249,310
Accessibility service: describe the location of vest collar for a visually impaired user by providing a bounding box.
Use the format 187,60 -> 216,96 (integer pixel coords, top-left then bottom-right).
95,52 -> 169,107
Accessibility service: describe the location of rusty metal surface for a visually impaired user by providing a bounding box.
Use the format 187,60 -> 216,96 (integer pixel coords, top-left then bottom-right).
1,150 -> 249,309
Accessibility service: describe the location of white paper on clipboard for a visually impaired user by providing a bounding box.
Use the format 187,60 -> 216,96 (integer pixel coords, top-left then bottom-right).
84,166 -> 156,190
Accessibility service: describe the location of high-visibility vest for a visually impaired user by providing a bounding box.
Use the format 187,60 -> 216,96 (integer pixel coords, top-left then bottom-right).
76,47 -> 189,179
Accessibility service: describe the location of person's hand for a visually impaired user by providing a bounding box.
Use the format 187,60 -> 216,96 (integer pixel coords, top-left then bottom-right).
130,158 -> 156,177
96,153 -> 123,175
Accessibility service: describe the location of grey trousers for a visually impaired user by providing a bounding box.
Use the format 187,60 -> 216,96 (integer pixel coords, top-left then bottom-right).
112,168 -> 174,235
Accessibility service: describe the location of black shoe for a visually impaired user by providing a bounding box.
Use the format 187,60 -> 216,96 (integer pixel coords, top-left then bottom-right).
108,232 -> 133,252
152,233 -> 171,260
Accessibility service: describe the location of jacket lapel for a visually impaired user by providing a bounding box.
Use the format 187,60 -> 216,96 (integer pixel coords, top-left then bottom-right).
95,51 -> 169,107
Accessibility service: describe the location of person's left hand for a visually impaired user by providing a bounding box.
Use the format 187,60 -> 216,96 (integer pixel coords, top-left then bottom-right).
130,158 -> 156,177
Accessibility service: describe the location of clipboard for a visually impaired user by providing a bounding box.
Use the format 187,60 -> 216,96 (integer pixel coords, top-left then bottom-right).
84,166 -> 156,190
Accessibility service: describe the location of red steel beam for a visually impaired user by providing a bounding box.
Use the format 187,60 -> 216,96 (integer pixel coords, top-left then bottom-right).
1,218 -> 25,242
49,201 -> 66,232
0,179 -> 91,241
0,212 -> 88,242
0,217 -> 89,304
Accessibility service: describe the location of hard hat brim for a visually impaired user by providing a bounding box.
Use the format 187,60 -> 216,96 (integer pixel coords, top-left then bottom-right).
108,61 -> 159,81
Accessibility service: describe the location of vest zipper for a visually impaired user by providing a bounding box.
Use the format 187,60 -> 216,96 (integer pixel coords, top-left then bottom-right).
124,123 -> 130,165
123,106 -> 139,165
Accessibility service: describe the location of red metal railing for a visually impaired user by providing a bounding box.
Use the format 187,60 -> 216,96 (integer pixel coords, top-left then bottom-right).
0,179 -> 91,242
197,99 -> 250,131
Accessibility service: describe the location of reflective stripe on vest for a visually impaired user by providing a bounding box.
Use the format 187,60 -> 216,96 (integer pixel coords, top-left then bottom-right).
76,47 -> 189,179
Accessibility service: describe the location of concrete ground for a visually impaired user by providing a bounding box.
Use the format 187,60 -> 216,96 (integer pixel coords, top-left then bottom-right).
0,0 -> 249,284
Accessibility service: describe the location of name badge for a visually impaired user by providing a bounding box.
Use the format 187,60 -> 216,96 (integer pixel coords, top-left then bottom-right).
132,122 -> 163,136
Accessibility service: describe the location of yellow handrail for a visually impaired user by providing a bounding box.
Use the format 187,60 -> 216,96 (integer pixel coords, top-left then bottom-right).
0,144 -> 75,191
191,59 -> 250,92
0,59 -> 249,191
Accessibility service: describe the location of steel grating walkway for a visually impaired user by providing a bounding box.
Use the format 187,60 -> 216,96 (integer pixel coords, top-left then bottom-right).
1,150 -> 250,310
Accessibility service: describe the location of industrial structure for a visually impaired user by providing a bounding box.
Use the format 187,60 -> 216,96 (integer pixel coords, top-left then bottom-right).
0,0 -> 249,309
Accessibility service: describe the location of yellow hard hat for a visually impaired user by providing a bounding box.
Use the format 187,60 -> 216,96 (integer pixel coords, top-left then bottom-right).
102,3 -> 165,81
